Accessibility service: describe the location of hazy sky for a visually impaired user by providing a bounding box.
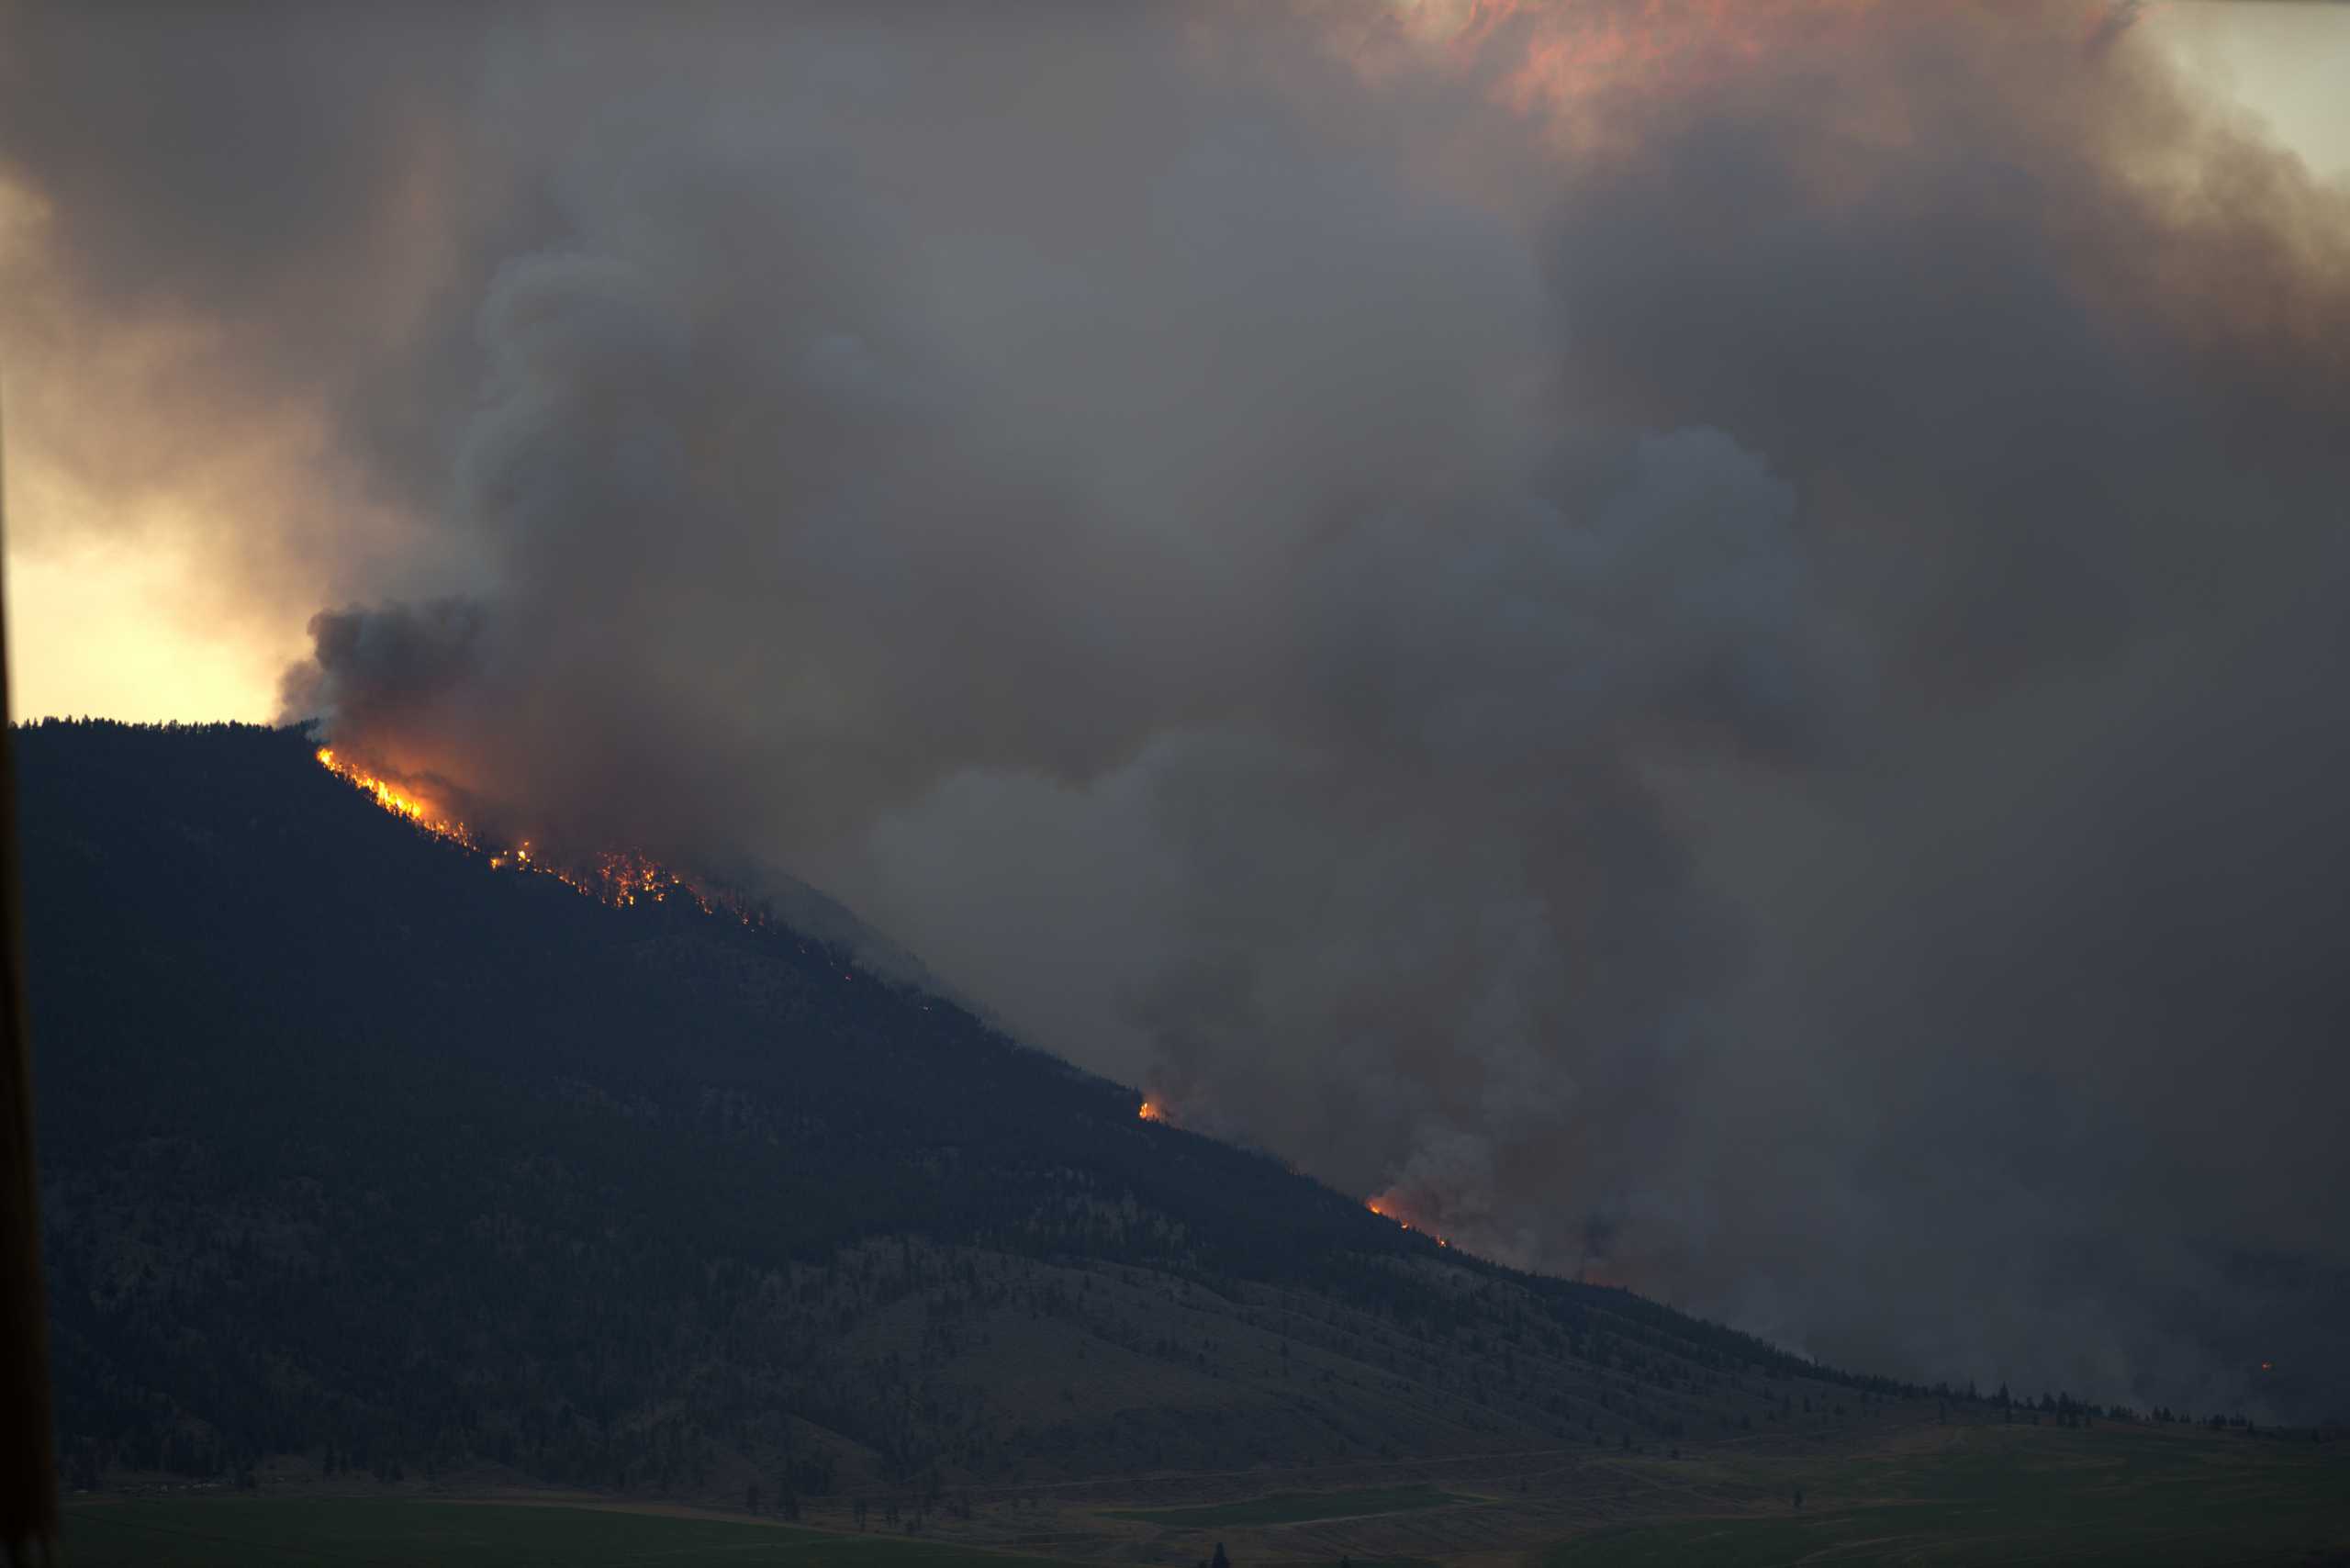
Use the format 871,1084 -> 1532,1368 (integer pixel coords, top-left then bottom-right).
4,3 -> 2344,722
4,0 -> 2346,1425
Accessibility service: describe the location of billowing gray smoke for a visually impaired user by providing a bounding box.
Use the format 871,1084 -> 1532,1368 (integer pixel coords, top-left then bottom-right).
7,0 -> 2347,1419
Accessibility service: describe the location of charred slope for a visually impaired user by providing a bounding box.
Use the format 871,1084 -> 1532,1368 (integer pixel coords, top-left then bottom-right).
23,720 -> 1943,1499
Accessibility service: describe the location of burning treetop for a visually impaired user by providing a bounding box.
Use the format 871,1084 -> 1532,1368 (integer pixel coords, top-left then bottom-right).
316,746 -> 737,918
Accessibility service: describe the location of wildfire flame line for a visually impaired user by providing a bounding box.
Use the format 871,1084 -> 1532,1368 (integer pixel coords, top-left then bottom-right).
316,747 -> 744,921
1131,1101 -> 1461,1248
1367,1195 -> 1449,1248
316,748 -> 468,841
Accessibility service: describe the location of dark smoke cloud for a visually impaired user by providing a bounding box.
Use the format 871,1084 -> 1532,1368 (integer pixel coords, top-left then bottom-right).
8,0 -> 2349,1419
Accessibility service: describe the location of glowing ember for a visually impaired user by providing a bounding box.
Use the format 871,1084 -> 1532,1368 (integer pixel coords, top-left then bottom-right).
1138,1099 -> 1167,1123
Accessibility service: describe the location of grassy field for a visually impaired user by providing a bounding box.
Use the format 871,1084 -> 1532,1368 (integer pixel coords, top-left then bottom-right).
62,1499 -> 1077,1568
59,1428 -> 2350,1566
1544,1425 -> 2350,1566
1105,1484 -> 1473,1528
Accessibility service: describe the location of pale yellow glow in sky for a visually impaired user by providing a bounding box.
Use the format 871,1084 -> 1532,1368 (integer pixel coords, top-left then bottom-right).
2147,2 -> 2350,183
4,3 -> 2344,725
5,532 -> 302,725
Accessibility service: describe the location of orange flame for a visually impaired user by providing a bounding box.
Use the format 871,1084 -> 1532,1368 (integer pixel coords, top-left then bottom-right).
317,746 -> 740,921
1138,1098 -> 1168,1123
316,749 -> 474,846
1367,1193 -> 1450,1249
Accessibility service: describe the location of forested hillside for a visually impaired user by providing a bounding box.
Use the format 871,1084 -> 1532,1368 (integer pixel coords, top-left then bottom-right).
24,721 -> 1955,1507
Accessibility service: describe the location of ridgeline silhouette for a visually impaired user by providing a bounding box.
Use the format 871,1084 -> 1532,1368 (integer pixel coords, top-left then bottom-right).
26,721 -> 2218,1506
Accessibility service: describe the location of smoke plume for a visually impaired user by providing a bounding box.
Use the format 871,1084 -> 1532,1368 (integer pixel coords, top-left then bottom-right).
7,0 -> 2347,1419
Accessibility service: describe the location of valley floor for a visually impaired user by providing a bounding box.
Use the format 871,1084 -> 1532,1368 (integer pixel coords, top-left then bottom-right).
66,1420 -> 2350,1567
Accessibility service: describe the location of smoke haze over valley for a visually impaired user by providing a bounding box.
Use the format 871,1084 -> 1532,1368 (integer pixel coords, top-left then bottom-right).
5,0 -> 2347,1427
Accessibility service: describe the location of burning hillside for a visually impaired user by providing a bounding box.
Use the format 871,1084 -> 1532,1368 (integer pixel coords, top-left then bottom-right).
316,745 -> 740,919
1368,1193 -> 1451,1249
8,0 -> 2330,1420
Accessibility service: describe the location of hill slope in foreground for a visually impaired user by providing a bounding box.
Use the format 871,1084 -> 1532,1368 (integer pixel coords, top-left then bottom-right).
22,721 -> 2349,1562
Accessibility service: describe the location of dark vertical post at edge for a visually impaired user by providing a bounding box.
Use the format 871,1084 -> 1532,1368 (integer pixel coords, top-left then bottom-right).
0,385 -> 60,1560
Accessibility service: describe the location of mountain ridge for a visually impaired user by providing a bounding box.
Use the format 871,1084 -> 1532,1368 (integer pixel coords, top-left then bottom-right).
24,720 -> 2014,1510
